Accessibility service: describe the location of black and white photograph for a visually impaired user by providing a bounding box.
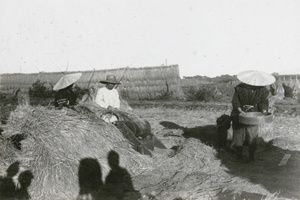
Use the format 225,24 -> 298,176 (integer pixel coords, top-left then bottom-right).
0,0 -> 299,199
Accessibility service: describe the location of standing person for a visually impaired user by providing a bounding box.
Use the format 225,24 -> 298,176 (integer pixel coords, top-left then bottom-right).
95,75 -> 121,111
53,73 -> 82,109
231,70 -> 275,163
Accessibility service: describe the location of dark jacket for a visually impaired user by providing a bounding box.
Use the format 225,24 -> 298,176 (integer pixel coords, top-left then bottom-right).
54,86 -> 77,108
231,83 -> 269,124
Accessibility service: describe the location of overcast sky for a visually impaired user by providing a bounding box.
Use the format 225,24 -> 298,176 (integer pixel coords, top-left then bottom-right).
0,0 -> 299,77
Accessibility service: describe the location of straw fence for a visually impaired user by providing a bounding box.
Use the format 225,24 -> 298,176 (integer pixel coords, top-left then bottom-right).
0,65 -> 182,100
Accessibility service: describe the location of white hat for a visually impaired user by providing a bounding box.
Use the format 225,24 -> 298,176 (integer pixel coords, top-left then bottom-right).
237,70 -> 275,86
53,73 -> 82,91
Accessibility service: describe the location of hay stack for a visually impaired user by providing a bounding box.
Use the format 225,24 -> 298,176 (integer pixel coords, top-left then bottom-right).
2,105 -> 152,200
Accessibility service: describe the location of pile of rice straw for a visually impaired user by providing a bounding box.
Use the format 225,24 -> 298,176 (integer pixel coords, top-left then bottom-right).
2,105 -> 153,200
0,134 -> 16,176
78,102 -> 152,136
134,138 -> 271,199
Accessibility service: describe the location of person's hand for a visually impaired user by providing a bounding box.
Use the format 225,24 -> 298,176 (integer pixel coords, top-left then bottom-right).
107,106 -> 113,111
238,107 -> 246,115
262,110 -> 269,115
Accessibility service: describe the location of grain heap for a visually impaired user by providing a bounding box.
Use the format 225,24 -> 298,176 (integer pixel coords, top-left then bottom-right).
1,105 -> 152,200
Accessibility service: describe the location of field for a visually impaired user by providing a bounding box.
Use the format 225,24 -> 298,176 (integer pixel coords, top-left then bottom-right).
0,97 -> 300,200
130,102 -> 300,200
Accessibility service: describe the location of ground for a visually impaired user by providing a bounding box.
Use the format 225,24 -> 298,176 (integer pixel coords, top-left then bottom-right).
132,103 -> 300,200
1,98 -> 300,200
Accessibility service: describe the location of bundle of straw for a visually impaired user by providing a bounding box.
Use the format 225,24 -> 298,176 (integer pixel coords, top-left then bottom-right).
2,105 -> 152,200
79,102 -> 152,137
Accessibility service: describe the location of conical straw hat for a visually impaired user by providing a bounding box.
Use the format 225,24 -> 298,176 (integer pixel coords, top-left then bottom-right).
237,70 -> 275,86
53,73 -> 82,91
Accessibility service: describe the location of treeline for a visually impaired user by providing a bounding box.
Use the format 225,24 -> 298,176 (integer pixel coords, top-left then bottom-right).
183,74 -> 238,83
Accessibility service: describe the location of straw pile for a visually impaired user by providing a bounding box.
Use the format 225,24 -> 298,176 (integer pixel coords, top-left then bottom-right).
0,134 -> 17,176
134,138 -> 271,199
78,102 -> 152,137
2,105 -> 153,200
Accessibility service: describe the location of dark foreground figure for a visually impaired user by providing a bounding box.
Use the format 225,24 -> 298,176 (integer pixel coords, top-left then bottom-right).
78,152 -> 140,200
0,161 -> 34,200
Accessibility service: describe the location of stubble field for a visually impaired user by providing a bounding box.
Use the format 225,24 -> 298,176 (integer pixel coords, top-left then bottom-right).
131,102 -> 300,200
0,98 -> 300,200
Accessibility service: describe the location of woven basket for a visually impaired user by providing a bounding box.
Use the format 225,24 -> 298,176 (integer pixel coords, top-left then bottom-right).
239,112 -> 273,125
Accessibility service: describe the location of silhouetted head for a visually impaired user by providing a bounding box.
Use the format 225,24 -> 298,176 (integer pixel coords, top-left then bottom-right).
78,158 -> 102,180
18,170 -> 34,188
78,158 -> 103,194
6,161 -> 20,177
108,150 -> 119,167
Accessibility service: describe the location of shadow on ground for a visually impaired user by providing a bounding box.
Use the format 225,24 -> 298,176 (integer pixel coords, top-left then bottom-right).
0,161 -> 34,200
160,120 -> 300,200
160,121 -> 219,148
77,151 -> 141,200
217,146 -> 300,200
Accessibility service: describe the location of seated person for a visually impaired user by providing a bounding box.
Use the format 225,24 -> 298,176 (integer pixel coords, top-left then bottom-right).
95,75 -> 121,111
54,84 -> 77,109
53,73 -> 82,109
94,75 -> 166,155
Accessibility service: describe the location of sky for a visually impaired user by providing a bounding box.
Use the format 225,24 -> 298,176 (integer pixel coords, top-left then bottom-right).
0,0 -> 299,78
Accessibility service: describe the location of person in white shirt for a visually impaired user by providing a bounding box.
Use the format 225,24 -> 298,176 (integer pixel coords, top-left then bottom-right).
95,75 -> 121,111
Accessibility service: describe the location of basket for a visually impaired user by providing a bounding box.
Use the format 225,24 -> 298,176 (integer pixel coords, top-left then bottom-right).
239,112 -> 273,125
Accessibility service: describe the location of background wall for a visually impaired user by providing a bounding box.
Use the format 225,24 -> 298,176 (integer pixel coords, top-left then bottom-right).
0,65 -> 182,100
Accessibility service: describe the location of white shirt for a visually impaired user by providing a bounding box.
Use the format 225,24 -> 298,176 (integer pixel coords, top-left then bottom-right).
95,87 -> 120,109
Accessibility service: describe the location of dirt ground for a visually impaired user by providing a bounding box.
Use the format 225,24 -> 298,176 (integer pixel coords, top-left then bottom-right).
1,98 -> 299,200
133,105 -> 300,200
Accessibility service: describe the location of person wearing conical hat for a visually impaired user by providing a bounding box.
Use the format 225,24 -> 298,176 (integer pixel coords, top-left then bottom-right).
53,73 -> 82,109
230,70 -> 275,163
95,75 -> 121,111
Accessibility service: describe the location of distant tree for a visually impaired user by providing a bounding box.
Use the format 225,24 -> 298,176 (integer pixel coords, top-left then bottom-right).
272,72 -> 279,77
29,80 -> 54,98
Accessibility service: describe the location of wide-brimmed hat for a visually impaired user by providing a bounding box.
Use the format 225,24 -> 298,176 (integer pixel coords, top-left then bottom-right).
237,70 -> 275,86
100,75 -> 120,84
53,72 -> 82,91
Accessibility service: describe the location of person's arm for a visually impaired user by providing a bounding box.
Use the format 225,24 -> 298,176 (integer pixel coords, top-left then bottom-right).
68,90 -> 77,106
232,89 -> 245,114
95,88 -> 109,109
55,90 -> 69,108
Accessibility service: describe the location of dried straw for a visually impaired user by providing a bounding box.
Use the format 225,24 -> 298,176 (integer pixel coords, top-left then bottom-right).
2,105 -> 153,200
0,134 -> 16,176
78,102 -> 152,136
134,138 -> 271,199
